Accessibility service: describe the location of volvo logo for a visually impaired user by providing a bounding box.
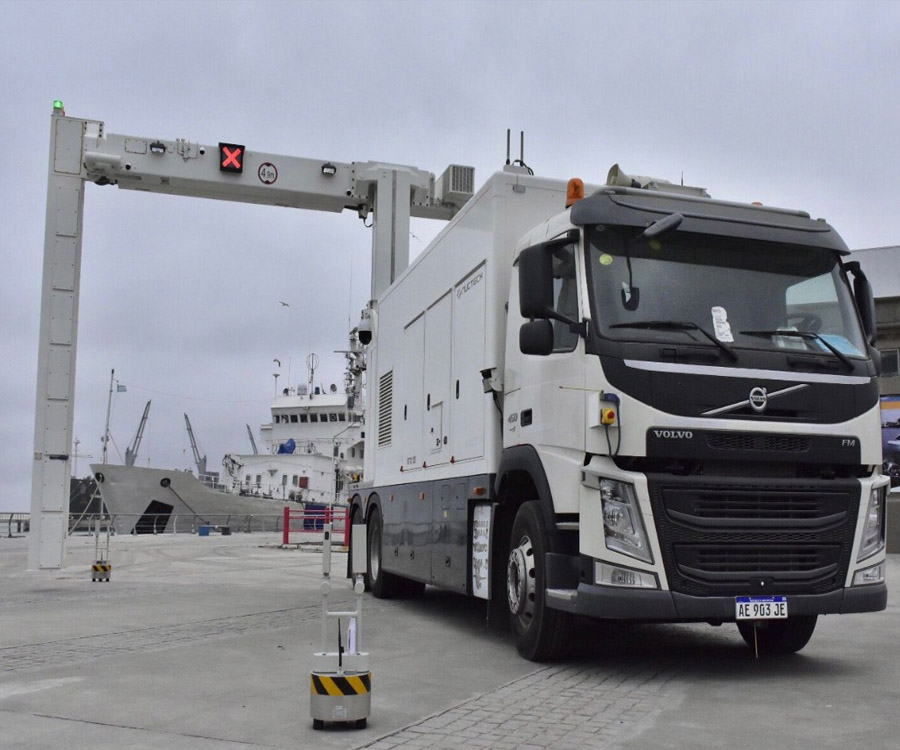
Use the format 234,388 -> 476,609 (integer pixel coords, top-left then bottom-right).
702,383 -> 809,417
749,387 -> 768,413
652,429 -> 694,439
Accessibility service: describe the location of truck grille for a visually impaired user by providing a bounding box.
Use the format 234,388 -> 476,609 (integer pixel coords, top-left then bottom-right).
706,433 -> 810,453
646,475 -> 859,596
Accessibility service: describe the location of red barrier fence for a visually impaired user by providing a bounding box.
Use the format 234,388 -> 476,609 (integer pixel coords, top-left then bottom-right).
282,505 -> 350,547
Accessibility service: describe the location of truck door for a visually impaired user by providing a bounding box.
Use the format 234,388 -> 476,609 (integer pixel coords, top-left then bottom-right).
506,238 -> 586,514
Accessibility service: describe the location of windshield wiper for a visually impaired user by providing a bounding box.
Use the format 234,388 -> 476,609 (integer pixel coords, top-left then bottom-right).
609,320 -> 738,360
739,329 -> 854,371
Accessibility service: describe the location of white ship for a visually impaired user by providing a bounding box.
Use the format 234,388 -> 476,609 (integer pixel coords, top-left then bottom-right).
91,347 -> 365,535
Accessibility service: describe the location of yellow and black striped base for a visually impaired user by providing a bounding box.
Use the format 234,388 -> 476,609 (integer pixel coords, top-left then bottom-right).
310,672 -> 371,697
91,563 -> 111,582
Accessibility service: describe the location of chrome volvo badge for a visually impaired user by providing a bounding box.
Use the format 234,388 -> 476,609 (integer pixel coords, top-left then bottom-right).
749,387 -> 768,413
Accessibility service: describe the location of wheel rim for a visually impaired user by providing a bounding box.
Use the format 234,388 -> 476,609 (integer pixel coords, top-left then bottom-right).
369,517 -> 382,581
507,534 -> 535,628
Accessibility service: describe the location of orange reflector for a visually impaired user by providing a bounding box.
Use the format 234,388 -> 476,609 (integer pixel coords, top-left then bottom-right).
751,201 -> 763,206
473,486 -> 486,496
566,178 -> 585,208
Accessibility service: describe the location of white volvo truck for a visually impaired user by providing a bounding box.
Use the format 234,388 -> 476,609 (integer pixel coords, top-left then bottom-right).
350,163 -> 888,661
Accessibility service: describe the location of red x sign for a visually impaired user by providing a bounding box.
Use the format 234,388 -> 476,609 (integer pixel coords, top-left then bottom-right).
219,142 -> 245,173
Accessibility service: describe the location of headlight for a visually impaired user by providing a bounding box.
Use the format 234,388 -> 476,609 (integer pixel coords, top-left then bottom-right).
857,484 -> 887,561
600,479 -> 653,563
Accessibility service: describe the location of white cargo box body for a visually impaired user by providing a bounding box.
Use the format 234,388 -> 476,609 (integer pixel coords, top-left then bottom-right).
370,171 -> 569,488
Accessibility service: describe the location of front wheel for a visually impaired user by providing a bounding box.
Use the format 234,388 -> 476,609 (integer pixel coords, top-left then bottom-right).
507,501 -> 571,661
737,615 -> 818,655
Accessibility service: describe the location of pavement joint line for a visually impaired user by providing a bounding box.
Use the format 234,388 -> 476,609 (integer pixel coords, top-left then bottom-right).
0,603 -> 352,674
0,707 -> 292,749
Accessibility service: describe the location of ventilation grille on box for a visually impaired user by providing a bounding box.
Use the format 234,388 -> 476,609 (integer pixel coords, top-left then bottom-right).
378,370 -> 393,447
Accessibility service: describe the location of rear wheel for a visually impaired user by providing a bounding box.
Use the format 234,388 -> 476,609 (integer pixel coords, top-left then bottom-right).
367,506 -> 401,598
507,501 -> 571,661
737,615 -> 818,655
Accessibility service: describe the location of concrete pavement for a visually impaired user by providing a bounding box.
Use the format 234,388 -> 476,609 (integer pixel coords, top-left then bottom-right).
0,532 -> 896,749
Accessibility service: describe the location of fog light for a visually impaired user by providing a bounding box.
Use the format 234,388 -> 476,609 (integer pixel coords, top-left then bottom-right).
852,562 -> 885,586
595,562 -> 658,589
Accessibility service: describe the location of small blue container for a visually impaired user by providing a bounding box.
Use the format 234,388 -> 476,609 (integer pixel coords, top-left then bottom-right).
198,525 -> 211,537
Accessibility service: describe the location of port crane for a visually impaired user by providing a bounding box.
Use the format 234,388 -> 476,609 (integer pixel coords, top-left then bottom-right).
246,425 -> 259,455
183,414 -> 208,479
125,401 -> 151,467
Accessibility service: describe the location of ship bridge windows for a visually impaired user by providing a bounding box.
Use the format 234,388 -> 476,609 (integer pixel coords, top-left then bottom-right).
300,414 -> 308,423
290,414 -> 298,423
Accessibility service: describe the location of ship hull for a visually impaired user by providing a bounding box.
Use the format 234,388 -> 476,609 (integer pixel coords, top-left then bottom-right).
90,464 -> 294,535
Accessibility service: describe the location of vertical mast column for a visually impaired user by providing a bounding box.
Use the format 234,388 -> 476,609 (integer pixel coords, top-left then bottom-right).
368,166 -> 412,300
28,105 -> 87,570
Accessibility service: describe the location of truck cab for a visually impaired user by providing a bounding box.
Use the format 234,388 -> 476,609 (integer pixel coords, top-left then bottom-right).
500,169 -> 888,659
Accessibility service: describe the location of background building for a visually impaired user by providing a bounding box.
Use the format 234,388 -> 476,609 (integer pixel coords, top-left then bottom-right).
852,245 -> 900,551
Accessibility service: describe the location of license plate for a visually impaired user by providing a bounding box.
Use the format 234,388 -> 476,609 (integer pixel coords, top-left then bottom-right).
735,595 -> 788,620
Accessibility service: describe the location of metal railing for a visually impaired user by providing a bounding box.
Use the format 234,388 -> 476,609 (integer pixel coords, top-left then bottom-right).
283,505 -> 350,546
66,512 -> 285,535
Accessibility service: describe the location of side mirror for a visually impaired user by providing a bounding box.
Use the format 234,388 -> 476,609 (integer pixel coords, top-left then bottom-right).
870,347 -> 882,376
518,244 -> 554,319
845,261 -> 877,345
520,320 -> 553,355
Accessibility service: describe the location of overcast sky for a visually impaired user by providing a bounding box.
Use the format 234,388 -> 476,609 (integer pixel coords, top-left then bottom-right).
2,0 -> 899,513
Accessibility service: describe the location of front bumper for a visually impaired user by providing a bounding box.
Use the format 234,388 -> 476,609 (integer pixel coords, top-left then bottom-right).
545,580 -> 887,621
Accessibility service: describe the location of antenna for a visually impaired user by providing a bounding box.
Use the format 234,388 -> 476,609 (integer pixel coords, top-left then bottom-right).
520,131 -> 524,165
505,129 -> 511,165
306,353 -> 319,397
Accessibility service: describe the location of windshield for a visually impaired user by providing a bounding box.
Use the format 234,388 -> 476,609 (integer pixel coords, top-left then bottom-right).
586,226 -> 868,359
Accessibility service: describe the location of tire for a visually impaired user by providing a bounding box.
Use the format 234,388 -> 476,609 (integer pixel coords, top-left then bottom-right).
367,506 -> 401,598
737,615 -> 818,655
507,501 -> 571,661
